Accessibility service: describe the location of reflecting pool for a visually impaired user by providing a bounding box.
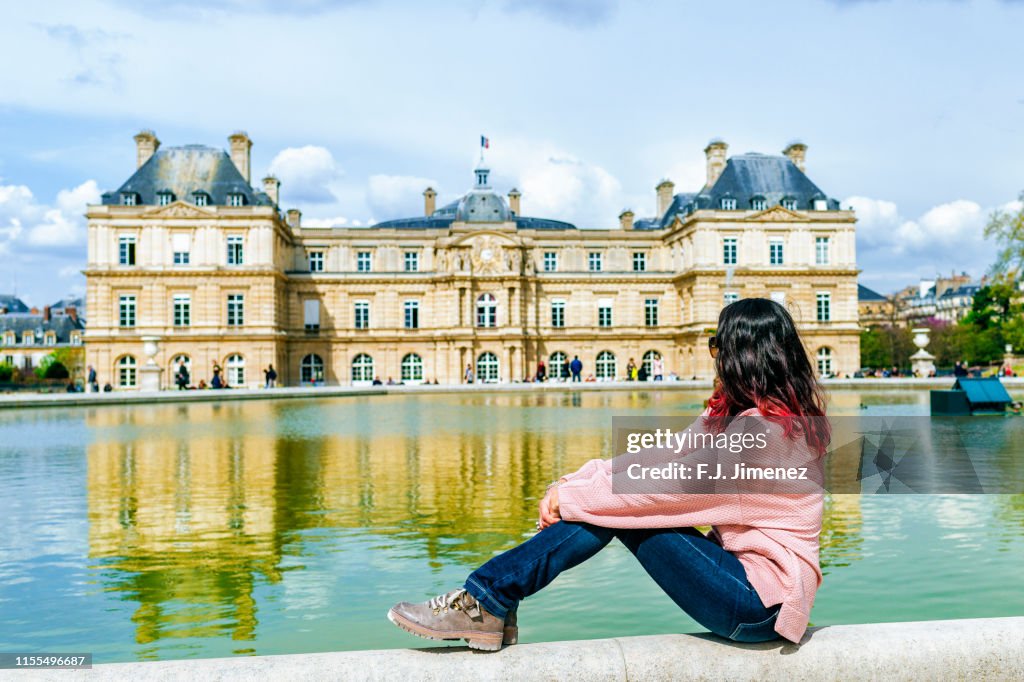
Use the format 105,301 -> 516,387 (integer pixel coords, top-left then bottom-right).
1,389 -> 1022,662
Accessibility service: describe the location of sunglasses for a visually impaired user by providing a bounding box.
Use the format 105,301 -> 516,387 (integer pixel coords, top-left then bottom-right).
708,336 -> 718,357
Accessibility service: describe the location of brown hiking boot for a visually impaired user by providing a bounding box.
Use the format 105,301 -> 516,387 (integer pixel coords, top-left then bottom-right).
387,588 -> 510,651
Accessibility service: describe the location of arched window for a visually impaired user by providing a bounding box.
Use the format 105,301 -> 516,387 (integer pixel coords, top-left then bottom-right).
401,353 -> 424,383
596,351 -> 617,380
549,351 -> 567,379
301,353 -> 324,384
117,355 -> 137,388
477,352 -> 500,383
352,353 -> 374,383
476,293 -> 497,328
816,347 -> 833,377
226,354 -> 245,387
642,350 -> 660,378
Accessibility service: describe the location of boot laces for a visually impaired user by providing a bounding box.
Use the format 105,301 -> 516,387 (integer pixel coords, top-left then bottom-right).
427,589 -> 481,618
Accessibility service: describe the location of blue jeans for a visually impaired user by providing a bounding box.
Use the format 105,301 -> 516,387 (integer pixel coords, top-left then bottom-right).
464,521 -> 781,642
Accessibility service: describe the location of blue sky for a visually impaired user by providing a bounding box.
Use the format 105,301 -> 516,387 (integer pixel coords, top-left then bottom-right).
1,0 -> 1023,306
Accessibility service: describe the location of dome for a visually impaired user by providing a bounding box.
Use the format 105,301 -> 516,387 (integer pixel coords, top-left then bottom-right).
455,190 -> 511,223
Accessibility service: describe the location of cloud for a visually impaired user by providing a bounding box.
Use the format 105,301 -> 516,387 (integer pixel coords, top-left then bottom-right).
268,146 -> 342,204
0,180 -> 99,253
367,174 -> 436,220
502,0 -> 617,27
36,24 -> 125,89
846,195 -> 1003,292
110,0 -> 367,16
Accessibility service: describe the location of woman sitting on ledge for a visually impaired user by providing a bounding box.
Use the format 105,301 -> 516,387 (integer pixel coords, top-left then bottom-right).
388,298 -> 830,650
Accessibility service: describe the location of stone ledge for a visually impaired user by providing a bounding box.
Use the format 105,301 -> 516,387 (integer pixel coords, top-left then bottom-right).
12,617 -> 1024,681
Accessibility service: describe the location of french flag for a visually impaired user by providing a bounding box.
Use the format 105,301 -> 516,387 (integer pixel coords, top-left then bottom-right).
481,135 -> 490,149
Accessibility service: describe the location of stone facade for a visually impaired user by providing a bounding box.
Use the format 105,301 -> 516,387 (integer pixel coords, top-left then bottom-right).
85,132 -> 859,389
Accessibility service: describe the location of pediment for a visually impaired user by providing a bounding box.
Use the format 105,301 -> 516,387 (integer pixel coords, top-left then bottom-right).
450,229 -> 521,247
143,201 -> 214,219
749,206 -> 809,222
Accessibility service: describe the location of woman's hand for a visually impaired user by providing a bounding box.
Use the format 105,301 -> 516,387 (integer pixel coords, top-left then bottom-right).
538,485 -> 561,530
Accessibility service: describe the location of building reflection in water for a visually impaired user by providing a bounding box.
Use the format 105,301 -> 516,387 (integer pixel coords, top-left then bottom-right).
85,392 -> 866,649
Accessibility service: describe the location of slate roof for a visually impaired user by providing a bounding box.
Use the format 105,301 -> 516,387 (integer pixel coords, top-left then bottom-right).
0,314 -> 85,344
637,152 -> 841,229
101,145 -> 274,207
0,295 -> 29,314
858,284 -> 887,302
938,284 -> 979,299
373,185 -> 578,230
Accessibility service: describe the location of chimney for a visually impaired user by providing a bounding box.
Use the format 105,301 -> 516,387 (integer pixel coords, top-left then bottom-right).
619,209 -> 635,231
228,131 -> 253,183
704,139 -> 728,187
262,175 -> 280,205
286,208 -> 302,229
508,188 -> 521,216
30,307 -> 39,315
43,306 -> 51,322
656,179 -> 675,218
133,130 -> 160,168
423,187 -> 437,216
783,142 -> 807,173
67,306 -> 78,323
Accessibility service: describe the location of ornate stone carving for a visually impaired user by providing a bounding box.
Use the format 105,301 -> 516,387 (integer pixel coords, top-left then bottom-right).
752,206 -> 809,222
144,201 -> 213,219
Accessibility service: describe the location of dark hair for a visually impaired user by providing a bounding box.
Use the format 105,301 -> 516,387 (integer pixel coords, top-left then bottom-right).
707,298 -> 829,453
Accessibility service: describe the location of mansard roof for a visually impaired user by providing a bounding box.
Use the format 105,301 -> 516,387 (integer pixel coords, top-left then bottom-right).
0,295 -> 29,314
0,313 -> 84,342
101,145 -> 274,207
857,284 -> 887,302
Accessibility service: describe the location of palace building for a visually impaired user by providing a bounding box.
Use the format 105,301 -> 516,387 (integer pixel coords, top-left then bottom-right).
84,131 -> 859,389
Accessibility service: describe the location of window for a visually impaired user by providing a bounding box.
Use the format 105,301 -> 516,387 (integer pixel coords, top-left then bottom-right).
751,197 -> 768,211
193,192 -> 209,207
172,233 -> 190,265
121,193 -> 137,206
3,332 -> 14,346
119,236 -> 136,266
543,252 -> 557,272
3,354 -> 12,366
173,294 -> 191,327
476,352 -> 500,383
170,355 -> 191,381
119,295 -> 136,328
227,294 -> 244,326
401,353 -> 424,383
816,347 -> 834,376
633,252 -> 647,272
45,331 -> 56,346
723,237 -> 737,265
782,198 -> 798,211
354,301 -> 370,329
357,251 -> 372,272
817,292 -> 831,322
720,198 -> 737,210
644,298 -> 659,327
724,292 -> 739,306
642,350 -> 660,378
351,353 -> 374,383
309,251 -> 324,272
227,236 -> 244,265
118,356 -> 137,388
404,252 -> 419,272
596,351 -> 616,380
588,252 -> 602,272
770,291 -> 787,306
228,193 -> 245,207
769,238 -> 784,266
70,333 -> 82,346
301,353 -> 325,384
598,299 -> 613,328
22,331 -> 34,345
549,351 -> 567,376
476,293 -> 497,328
157,191 -> 174,206
551,299 -> 565,328
304,299 -> 320,332
226,354 -> 245,386
813,199 -> 828,211
815,237 -> 831,265
404,300 -> 419,329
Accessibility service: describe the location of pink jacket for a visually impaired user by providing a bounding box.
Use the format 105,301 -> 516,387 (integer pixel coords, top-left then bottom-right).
556,409 -> 823,643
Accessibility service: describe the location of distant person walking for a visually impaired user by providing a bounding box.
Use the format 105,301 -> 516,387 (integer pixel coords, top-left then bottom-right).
264,364 -> 278,388
652,354 -> 665,381
175,360 -> 190,390
570,355 -> 583,383
536,360 -> 546,383
87,365 -> 98,393
954,361 -> 968,377
211,368 -> 224,389
465,364 -> 475,384
562,358 -> 570,382
626,358 -> 637,381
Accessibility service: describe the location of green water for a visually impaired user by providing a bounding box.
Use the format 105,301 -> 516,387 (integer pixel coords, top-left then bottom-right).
0,389 -> 1022,662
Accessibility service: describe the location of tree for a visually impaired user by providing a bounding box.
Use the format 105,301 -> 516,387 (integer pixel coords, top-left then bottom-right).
0,363 -> 12,382
962,279 -> 1018,330
985,193 -> 1024,278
